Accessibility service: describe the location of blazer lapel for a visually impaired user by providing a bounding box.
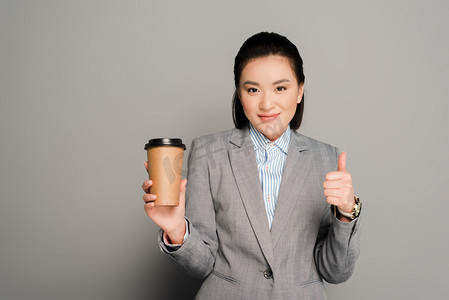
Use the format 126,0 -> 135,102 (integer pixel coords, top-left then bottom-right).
270,132 -> 311,248
228,128 -> 275,268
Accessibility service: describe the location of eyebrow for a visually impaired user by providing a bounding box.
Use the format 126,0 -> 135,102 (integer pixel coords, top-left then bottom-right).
243,80 -> 260,86
243,79 -> 291,86
273,79 -> 291,85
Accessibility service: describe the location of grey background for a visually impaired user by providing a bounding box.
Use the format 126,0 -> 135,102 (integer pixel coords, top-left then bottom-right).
1,0 -> 448,299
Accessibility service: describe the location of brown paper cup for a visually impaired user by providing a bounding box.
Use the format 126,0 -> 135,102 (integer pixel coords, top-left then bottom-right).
145,138 -> 186,206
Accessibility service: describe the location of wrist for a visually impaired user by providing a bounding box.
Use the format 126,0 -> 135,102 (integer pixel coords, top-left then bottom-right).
336,210 -> 353,223
164,219 -> 186,245
335,196 -> 362,221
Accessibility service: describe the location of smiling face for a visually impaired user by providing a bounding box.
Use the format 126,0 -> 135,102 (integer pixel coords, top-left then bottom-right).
238,55 -> 304,141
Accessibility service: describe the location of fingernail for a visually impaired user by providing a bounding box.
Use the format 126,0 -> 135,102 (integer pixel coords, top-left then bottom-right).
149,195 -> 156,200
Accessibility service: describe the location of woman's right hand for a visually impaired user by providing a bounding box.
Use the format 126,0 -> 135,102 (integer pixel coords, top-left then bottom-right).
142,161 -> 187,244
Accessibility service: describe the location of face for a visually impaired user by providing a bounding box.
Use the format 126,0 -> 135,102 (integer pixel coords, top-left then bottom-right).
238,55 -> 304,141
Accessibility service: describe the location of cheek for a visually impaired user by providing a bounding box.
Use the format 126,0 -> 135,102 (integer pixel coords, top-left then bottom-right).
282,97 -> 299,117
240,96 -> 254,113
290,100 -> 298,110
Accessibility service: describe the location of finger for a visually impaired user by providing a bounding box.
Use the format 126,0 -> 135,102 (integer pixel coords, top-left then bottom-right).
142,179 -> 153,193
323,188 -> 344,198
143,192 -> 157,203
144,161 -> 149,172
144,202 -> 154,209
325,171 -> 349,181
337,152 -> 346,172
323,180 -> 344,189
326,196 -> 341,206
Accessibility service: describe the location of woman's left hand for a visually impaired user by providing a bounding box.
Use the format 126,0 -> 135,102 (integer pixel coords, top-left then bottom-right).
323,152 -> 355,221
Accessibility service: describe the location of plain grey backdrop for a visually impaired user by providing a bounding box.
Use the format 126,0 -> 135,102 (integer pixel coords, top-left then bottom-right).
1,0 -> 448,299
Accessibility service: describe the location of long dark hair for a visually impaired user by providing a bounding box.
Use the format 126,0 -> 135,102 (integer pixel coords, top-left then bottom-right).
232,32 -> 305,130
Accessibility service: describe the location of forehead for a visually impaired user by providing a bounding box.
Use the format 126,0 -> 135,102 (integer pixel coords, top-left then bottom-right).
241,55 -> 296,82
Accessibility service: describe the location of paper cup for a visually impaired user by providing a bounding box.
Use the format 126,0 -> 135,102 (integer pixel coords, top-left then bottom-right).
144,138 -> 186,206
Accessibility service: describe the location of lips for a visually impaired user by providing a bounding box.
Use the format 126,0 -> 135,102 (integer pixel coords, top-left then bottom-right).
258,113 -> 280,121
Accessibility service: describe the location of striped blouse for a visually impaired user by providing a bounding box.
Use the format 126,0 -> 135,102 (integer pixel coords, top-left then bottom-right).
249,123 -> 291,229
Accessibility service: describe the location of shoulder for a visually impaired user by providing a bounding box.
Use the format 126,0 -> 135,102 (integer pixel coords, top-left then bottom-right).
186,128 -> 238,162
292,131 -> 337,151
194,128 -> 235,143
291,130 -> 339,161
190,128 -> 240,151
186,128 -> 239,167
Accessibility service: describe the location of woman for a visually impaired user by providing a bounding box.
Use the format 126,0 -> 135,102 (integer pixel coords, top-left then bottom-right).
142,32 -> 361,300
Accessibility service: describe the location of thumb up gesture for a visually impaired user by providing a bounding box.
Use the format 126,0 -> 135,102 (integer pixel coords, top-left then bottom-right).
323,152 -> 355,221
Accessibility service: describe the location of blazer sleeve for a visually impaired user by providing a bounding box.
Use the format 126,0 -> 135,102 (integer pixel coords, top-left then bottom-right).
158,137 -> 218,279
313,147 -> 362,284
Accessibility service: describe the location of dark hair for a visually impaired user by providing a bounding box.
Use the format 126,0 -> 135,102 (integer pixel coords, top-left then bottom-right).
232,32 -> 305,130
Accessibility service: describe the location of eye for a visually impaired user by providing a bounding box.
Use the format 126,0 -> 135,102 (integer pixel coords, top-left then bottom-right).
247,87 -> 259,93
275,86 -> 286,91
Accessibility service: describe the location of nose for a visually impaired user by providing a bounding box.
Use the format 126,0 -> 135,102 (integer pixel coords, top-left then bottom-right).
259,92 -> 275,111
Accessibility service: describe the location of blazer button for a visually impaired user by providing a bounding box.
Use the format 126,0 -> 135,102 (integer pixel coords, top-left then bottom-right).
263,268 -> 273,279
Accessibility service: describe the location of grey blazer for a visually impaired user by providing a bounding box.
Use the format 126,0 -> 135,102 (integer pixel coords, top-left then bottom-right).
159,127 -> 361,300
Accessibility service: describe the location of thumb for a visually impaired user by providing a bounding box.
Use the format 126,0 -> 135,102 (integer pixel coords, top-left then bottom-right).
338,152 -> 347,172
179,178 -> 187,206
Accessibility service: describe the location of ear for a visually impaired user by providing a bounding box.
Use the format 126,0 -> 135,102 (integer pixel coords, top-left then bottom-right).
297,84 -> 304,104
